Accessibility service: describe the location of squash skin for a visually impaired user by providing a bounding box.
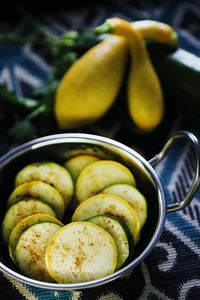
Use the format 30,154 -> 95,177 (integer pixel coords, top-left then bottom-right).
131,20 -> 178,46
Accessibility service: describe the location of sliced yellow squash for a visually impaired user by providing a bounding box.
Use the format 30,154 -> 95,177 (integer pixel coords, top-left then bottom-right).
72,194 -> 140,243
64,154 -> 100,182
8,181 -> 65,219
102,183 -> 147,228
45,222 -> 117,283
75,160 -> 136,203
15,162 -> 74,208
15,222 -> 62,281
87,215 -> 129,269
2,199 -> 56,244
9,213 -> 63,264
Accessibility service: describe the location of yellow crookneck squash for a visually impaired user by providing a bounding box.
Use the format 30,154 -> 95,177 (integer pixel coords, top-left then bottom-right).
55,35 -> 128,129
96,17 -> 164,132
56,19 -> 177,131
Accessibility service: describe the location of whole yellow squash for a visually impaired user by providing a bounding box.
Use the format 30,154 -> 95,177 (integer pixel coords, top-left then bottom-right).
55,35 -> 128,129
97,18 -> 164,132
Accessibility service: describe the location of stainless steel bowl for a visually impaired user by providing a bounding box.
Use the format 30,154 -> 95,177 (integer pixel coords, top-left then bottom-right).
0,131 -> 199,290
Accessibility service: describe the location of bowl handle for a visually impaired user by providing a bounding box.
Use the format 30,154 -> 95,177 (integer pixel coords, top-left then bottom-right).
148,131 -> 200,212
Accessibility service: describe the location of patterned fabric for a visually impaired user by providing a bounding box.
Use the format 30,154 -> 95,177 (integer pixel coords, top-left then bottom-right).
0,1 -> 200,299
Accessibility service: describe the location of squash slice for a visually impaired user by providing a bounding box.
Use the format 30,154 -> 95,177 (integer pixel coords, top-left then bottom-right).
75,160 -> 135,203
102,183 -> 147,228
64,154 -> 100,182
45,222 -> 117,283
8,181 -> 65,219
2,199 -> 56,244
72,194 -> 140,243
87,215 -> 129,269
15,162 -> 74,208
9,213 -> 63,264
15,222 -> 62,281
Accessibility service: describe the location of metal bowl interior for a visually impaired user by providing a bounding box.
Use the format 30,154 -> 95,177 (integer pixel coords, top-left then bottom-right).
0,133 -> 166,290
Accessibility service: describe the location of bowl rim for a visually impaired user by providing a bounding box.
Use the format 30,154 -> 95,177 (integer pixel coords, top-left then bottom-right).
0,133 -> 166,290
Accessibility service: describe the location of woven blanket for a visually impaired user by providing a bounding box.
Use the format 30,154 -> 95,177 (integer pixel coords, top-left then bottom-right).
0,1 -> 199,299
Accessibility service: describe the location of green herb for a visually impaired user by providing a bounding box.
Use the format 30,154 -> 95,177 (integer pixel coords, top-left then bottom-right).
0,85 -> 39,110
0,10 -> 107,144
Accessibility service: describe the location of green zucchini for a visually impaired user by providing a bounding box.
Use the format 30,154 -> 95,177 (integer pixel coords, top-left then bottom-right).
148,45 -> 200,113
87,215 -> 129,269
8,181 -> 65,220
15,222 -> 62,282
45,222 -> 117,283
101,184 -> 147,228
15,162 -> 74,208
2,199 -> 56,244
72,193 -> 140,243
9,213 -> 63,264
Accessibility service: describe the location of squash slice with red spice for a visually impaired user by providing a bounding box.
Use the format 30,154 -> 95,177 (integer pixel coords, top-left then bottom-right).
87,215 -> 130,269
45,222 -> 117,283
9,213 -> 63,264
8,181 -> 65,220
2,199 -> 56,244
15,222 -> 62,282
72,193 -> 140,243
75,160 -> 136,203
